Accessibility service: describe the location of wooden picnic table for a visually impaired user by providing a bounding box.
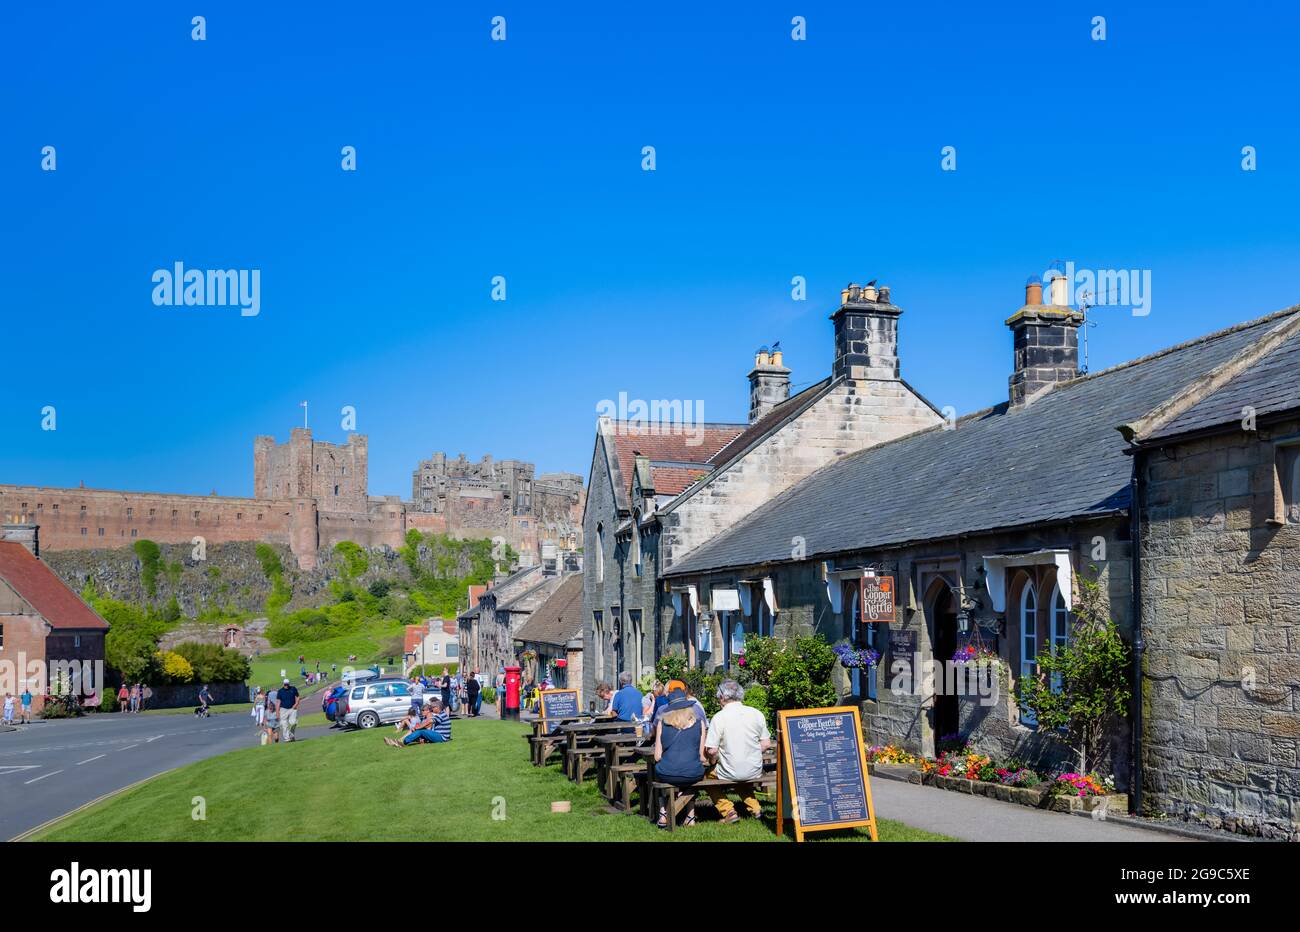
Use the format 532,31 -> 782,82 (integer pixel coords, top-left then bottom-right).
593,733 -> 651,799
561,719 -> 640,783
530,715 -> 589,737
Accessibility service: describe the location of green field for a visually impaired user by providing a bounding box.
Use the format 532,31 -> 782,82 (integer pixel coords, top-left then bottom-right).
246,628 -> 406,690
31,718 -> 954,842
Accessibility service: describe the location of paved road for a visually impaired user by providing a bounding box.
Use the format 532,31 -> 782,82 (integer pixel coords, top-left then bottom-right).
0,697 -> 330,840
871,777 -> 1187,842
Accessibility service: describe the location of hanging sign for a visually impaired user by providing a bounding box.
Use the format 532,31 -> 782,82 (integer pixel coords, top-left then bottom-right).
859,575 -> 896,623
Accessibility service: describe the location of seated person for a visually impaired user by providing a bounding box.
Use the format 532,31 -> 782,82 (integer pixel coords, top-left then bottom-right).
704,680 -> 771,823
593,681 -> 614,716
653,689 -> 707,828
385,699 -> 451,747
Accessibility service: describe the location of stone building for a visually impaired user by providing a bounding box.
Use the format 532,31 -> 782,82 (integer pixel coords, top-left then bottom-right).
410,452 -> 584,563
661,278 -> 1300,839
514,573 -> 584,691
457,565 -> 577,686
581,280 -> 944,702
0,428 -> 406,571
0,520 -> 109,711
0,429 -> 585,574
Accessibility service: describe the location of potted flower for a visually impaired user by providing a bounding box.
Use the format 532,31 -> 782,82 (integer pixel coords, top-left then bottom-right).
833,642 -> 881,669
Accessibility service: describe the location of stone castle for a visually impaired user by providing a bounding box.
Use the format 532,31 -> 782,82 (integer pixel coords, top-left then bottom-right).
0,429 -> 583,570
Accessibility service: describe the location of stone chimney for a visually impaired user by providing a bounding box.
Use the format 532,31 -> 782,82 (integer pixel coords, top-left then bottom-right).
748,347 -> 791,422
1006,274 -> 1085,405
3,516 -> 39,557
831,282 -> 902,381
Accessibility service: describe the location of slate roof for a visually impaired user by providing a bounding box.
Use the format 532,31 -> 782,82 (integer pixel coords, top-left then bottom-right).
512,574 -> 584,646
1142,327 -> 1300,443
597,419 -> 746,515
667,309 -> 1299,576
0,542 -> 110,630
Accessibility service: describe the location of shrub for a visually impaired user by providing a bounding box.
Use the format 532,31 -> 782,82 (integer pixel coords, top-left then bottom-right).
654,650 -> 688,685
334,540 -> 370,578
367,578 -> 391,599
99,690 -> 119,713
158,650 -> 195,684
172,642 -> 251,683
742,683 -> 769,720
764,634 -> 837,725
41,694 -> 84,719
480,687 -> 497,704
133,539 -> 163,598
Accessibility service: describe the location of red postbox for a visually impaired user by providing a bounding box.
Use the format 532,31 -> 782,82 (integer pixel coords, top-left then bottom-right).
503,665 -> 522,721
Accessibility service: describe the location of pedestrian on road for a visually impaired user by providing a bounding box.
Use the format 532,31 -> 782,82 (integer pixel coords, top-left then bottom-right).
130,683 -> 141,713
466,672 -> 480,717
141,684 -> 152,711
2,694 -> 14,726
253,687 -> 267,727
19,688 -> 33,724
117,684 -> 129,713
278,678 -> 300,742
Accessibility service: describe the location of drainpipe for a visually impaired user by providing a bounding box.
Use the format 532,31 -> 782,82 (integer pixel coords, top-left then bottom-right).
1129,456 -> 1146,816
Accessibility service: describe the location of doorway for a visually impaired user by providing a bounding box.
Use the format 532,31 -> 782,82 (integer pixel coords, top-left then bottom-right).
931,588 -> 959,742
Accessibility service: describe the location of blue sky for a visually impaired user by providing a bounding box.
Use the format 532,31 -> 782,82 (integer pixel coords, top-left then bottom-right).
2,1 -> 1298,498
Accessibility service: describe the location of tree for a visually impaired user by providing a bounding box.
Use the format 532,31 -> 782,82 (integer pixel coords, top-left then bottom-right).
1017,570 -> 1132,775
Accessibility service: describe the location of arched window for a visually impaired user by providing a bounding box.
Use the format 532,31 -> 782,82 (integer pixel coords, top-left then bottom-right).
1049,582 -> 1070,694
631,520 -> 642,577
595,524 -> 605,583
1019,581 -> 1038,726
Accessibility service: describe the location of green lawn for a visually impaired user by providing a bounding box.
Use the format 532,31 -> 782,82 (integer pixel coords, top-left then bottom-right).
245,627 -> 406,691
31,718 -> 954,842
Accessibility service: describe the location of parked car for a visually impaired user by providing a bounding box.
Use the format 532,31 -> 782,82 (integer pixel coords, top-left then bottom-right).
342,680 -> 417,729
323,685 -> 349,724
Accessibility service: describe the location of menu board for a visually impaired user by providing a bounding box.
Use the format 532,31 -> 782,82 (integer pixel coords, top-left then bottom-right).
539,688 -> 581,722
776,707 -> 878,842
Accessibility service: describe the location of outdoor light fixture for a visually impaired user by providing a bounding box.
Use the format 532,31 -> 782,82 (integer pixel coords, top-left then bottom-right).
956,609 -> 971,634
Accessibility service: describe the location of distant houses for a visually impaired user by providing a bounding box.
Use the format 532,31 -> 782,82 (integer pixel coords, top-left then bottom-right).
0,519 -> 109,710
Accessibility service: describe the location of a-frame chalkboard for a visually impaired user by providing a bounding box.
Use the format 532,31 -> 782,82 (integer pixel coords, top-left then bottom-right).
776,706 -> 878,842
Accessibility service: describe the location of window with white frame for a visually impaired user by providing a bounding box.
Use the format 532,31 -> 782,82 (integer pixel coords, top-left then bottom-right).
629,609 -> 643,677
1049,582 -> 1070,694
1019,582 -> 1038,725
593,610 -> 604,680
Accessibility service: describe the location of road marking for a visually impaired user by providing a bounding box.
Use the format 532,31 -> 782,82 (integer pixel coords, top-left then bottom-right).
76,755 -> 106,766
146,734 -> 164,743
25,770 -> 62,785
0,765 -> 42,775
118,744 -> 140,752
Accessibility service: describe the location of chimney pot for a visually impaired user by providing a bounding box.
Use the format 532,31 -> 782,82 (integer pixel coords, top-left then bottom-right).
1048,273 -> 1069,307
1025,279 -> 1043,305
878,285 -> 890,304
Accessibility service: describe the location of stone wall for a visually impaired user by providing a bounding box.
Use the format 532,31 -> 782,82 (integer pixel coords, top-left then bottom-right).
672,516 -> 1133,783
660,379 -> 942,571
1139,417 -> 1300,840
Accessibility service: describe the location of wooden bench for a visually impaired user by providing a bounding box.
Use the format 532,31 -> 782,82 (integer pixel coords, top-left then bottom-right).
607,762 -> 647,812
526,731 -> 568,767
650,775 -> 777,832
566,746 -> 604,784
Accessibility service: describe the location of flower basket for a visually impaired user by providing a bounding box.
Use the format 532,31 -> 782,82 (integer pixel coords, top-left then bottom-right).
833,643 -> 881,669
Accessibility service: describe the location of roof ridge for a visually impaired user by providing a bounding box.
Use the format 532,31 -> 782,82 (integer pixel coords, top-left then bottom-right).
1120,305 -> 1300,443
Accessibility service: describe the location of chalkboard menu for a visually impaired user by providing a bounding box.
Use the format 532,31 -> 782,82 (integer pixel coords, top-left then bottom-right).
776,707 -> 878,841
539,688 -> 581,722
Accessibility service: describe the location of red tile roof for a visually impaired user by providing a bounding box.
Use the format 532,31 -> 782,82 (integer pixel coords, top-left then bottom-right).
649,465 -> 711,496
0,542 -> 109,630
608,422 -> 744,501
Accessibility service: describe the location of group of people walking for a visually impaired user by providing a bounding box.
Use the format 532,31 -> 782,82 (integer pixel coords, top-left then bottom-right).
1,691 -> 34,725
409,667 -> 483,718
251,678 -> 301,744
115,682 -> 151,713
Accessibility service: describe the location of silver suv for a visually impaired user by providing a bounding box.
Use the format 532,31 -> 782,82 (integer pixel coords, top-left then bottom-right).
343,679 -> 417,729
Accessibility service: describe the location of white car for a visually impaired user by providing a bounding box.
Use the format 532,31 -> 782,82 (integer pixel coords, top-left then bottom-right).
342,679 -> 418,729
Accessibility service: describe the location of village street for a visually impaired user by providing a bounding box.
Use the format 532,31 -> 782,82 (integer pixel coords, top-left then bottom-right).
0,699 -> 329,840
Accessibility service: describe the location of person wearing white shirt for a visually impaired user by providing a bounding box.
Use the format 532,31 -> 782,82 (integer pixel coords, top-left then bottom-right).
704,679 -> 771,823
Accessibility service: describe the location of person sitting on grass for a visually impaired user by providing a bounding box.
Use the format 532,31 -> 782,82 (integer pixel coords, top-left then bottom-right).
704,679 -> 771,824
385,698 -> 451,747
653,689 -> 707,829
